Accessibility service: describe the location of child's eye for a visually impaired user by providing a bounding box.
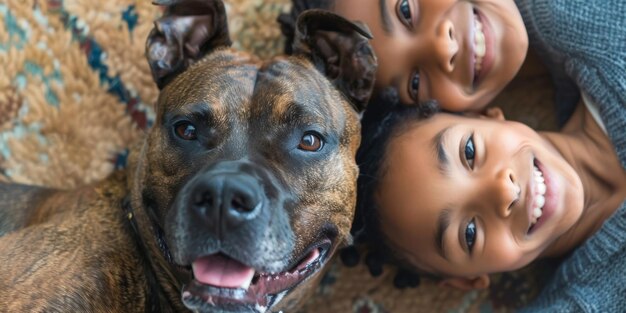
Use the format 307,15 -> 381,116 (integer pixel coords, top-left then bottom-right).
397,0 -> 414,29
465,218 -> 477,253
464,135 -> 475,169
407,71 -> 420,101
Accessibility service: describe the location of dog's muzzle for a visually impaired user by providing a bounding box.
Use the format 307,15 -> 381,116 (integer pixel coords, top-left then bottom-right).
164,162 -> 332,312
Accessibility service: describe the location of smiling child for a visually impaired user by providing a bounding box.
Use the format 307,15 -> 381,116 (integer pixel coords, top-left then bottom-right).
355,89 -> 626,310
280,0 -> 626,126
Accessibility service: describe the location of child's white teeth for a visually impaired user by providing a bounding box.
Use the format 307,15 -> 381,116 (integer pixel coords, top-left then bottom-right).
475,27 -> 486,57
537,182 -> 546,194
530,165 -> 547,228
473,13 -> 486,73
534,166 -> 546,196
534,167 -> 544,182
534,195 -> 545,212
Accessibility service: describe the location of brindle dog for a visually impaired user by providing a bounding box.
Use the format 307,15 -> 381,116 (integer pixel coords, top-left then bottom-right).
0,0 -> 377,312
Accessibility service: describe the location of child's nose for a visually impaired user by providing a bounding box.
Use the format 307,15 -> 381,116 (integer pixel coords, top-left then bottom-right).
436,20 -> 459,73
494,168 -> 520,218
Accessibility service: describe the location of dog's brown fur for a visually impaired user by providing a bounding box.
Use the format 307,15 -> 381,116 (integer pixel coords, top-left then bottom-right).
0,0 -> 376,312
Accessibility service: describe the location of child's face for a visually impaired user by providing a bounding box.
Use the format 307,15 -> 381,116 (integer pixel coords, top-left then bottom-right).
375,113 -> 584,278
334,0 -> 528,111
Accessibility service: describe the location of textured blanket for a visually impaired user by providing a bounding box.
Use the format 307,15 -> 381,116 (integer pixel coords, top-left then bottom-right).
0,0 -> 558,312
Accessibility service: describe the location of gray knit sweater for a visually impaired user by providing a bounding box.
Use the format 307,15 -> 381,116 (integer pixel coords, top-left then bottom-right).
514,0 -> 626,312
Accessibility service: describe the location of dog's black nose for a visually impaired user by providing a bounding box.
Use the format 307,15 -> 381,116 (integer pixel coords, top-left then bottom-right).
191,173 -> 263,229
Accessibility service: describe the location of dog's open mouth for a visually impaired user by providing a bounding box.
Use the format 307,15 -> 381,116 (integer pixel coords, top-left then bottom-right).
181,240 -> 331,311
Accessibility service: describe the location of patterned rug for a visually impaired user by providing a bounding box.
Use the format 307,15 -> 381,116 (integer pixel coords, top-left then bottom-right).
0,0 -> 558,312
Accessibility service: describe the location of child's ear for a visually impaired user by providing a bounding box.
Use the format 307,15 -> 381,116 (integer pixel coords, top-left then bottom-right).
438,274 -> 490,291
463,107 -> 505,120
483,107 -> 505,121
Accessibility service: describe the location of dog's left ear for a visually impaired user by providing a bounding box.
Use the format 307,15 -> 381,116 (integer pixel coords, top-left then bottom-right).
293,10 -> 377,111
146,0 -> 231,89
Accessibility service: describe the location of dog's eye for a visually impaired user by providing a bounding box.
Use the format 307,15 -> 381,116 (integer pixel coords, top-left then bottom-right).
174,121 -> 198,140
298,132 -> 323,152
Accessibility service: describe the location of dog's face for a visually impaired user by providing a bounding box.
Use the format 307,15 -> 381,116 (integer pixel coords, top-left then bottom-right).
132,1 -> 376,312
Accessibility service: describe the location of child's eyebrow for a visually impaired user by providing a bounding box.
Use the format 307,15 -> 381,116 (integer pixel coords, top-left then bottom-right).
432,125 -> 455,176
379,0 -> 395,34
435,207 -> 452,261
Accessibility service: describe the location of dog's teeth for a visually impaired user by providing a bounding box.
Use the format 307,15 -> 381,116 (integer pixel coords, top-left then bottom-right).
240,277 -> 252,290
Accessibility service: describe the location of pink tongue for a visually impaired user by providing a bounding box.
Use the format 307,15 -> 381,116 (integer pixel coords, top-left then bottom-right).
296,248 -> 320,271
192,254 -> 255,289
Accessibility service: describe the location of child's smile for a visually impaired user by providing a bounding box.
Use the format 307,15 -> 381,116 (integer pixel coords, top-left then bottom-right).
470,8 -> 493,90
374,112 -> 586,279
333,0 -> 528,111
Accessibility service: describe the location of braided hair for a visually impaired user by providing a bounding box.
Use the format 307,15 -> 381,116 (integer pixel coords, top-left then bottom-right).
343,89 -> 440,287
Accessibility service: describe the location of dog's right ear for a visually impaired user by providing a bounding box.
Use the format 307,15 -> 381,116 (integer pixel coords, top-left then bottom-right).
146,0 -> 231,89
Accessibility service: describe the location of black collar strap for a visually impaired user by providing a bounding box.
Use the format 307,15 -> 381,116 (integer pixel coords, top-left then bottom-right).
123,196 -> 164,313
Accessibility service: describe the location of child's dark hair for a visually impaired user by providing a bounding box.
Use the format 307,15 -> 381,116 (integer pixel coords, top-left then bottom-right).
278,0 -> 336,54
355,89 -> 439,241
343,88 -> 439,287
